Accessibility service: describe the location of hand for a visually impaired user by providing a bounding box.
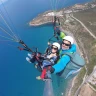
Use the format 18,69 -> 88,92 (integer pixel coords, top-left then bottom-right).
47,66 -> 55,73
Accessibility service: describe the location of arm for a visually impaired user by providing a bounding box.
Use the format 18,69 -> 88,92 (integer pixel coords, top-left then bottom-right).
52,55 -> 70,74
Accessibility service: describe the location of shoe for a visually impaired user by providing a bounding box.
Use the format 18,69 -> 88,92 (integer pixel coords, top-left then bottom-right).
36,76 -> 42,80
28,53 -> 32,58
26,57 -> 31,63
35,63 -> 38,68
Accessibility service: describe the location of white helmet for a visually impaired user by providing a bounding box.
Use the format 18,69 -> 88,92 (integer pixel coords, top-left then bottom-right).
63,36 -> 74,44
52,42 -> 60,50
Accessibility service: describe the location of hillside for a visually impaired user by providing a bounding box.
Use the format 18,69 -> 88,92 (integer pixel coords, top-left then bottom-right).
29,1 -> 96,96
64,7 -> 96,96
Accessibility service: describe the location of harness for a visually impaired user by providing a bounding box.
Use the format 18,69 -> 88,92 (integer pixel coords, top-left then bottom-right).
57,51 -> 85,77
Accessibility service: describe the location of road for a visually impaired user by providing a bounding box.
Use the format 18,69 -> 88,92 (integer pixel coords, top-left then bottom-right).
70,14 -> 96,40
74,67 -> 96,96
69,14 -> 96,96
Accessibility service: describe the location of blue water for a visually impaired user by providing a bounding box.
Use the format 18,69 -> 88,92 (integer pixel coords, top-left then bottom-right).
0,0 -> 92,96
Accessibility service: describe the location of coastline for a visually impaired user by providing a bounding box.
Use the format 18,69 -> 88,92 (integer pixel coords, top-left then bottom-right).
28,1 -> 96,96
29,2 -> 96,27
29,10 -> 54,26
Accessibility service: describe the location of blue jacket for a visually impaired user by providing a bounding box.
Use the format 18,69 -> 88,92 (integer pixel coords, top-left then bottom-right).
53,44 -> 76,74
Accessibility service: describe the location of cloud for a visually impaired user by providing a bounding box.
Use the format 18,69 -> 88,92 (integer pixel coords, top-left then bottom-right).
0,0 -> 8,5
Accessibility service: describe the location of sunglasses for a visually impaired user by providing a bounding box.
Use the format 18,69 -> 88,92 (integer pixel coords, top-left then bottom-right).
51,46 -> 58,50
62,42 -> 70,46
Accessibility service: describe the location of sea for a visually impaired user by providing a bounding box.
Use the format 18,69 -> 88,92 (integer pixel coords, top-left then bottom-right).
0,0 -> 92,96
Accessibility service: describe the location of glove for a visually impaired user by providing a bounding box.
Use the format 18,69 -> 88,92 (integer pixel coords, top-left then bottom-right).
46,66 -> 55,73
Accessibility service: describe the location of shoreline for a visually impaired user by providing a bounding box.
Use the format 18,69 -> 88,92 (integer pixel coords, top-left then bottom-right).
28,1 -> 96,96
29,2 -> 96,27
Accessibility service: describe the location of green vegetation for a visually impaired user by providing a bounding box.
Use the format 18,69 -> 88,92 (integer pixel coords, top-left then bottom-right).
72,7 -> 96,76
67,6 -> 96,96
71,67 -> 86,96
86,40 -> 96,75
92,40 -> 96,45
73,7 -> 96,36
89,82 -> 96,90
86,55 -> 96,75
